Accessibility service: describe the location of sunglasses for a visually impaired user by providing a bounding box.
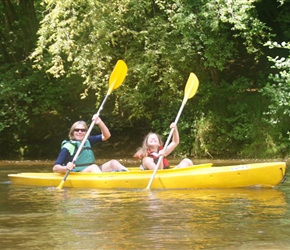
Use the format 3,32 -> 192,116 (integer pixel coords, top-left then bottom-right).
74,129 -> 87,133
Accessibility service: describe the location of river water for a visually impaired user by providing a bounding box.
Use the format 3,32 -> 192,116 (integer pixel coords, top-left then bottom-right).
0,159 -> 290,250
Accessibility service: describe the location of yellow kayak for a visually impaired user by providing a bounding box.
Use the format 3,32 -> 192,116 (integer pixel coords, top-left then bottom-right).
8,162 -> 287,189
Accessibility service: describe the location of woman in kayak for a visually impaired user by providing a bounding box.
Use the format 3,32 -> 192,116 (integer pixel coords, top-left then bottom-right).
53,115 -> 128,173
134,123 -> 193,170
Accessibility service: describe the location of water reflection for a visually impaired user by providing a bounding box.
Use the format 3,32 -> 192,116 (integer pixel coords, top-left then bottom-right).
1,161 -> 290,249
2,186 -> 288,249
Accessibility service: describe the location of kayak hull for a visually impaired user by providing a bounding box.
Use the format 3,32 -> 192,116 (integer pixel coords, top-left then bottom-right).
8,162 -> 287,189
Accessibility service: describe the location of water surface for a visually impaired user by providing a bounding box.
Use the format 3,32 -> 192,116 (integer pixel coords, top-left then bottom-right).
1,160 -> 289,249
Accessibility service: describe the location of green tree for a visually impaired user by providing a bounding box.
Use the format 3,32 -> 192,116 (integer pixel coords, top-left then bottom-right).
2,0 -> 290,159
0,0 -> 98,159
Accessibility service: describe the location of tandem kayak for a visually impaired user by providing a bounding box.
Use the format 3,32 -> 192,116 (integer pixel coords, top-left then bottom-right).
8,162 -> 287,189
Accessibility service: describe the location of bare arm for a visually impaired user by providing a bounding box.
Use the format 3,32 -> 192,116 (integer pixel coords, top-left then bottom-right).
162,123 -> 179,157
53,162 -> 75,173
93,115 -> 111,141
142,156 -> 164,170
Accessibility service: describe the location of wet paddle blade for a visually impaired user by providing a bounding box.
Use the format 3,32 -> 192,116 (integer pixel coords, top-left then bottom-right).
108,60 -> 128,94
56,180 -> 64,190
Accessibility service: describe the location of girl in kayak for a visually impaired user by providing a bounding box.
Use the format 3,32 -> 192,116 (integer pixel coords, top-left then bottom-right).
53,114 -> 128,173
134,123 -> 193,170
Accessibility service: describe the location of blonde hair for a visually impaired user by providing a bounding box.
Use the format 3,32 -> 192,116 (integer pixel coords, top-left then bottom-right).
68,121 -> 88,140
134,132 -> 163,159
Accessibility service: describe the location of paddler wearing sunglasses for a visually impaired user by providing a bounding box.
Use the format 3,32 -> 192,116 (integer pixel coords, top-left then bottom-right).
53,114 -> 128,173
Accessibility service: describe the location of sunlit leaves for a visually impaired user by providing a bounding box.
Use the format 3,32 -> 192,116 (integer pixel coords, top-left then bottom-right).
261,41 -> 290,123
32,0 -> 273,97
27,0 -> 290,157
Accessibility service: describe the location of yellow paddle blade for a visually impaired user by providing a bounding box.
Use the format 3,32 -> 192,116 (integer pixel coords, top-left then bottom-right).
108,60 -> 128,95
184,72 -> 199,101
56,180 -> 65,190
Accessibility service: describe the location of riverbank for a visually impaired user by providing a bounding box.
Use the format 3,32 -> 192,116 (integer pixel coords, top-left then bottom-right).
1,158 -> 288,167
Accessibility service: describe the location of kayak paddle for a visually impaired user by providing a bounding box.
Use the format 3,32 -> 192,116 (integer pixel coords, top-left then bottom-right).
145,72 -> 199,189
56,60 -> 128,190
